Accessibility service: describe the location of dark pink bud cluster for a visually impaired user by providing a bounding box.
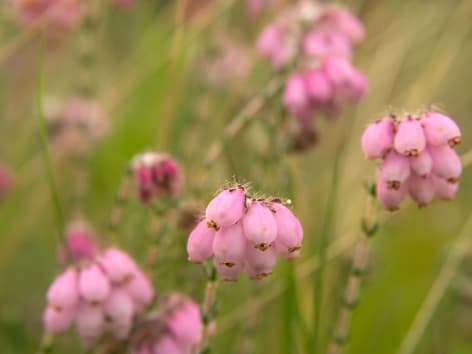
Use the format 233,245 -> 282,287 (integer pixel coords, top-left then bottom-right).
0,163 -> 14,201
187,186 -> 304,281
131,152 -> 182,203
361,112 -> 462,210
44,228 -> 154,347
13,0 -> 83,44
57,221 -> 98,265
46,96 -> 108,156
131,293 -> 203,354
257,2 -> 366,148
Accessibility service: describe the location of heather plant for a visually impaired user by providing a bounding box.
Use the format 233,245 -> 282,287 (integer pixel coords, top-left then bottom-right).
2,1 -> 472,354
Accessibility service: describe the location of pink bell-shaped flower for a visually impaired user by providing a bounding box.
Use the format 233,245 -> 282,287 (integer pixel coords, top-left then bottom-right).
361,117 -> 395,159
272,202 -> 303,256
245,243 -> 278,279
205,188 -> 246,229
214,257 -> 244,281
153,336 -> 183,354
376,174 -> 407,211
304,69 -> 332,103
394,117 -> 426,157
284,72 -> 310,116
422,112 -> 461,147
47,268 -> 79,308
75,303 -> 105,348
212,222 -> 247,267
379,151 -> 411,190
429,145 -> 462,183
125,270 -> 154,312
78,264 -> 111,304
432,175 -> 459,200
408,174 -> 435,208
43,305 -> 76,334
409,149 -> 433,176
186,219 -> 216,263
100,247 -> 137,285
242,201 -> 278,250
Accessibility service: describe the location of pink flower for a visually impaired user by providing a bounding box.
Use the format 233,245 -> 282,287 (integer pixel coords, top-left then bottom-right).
272,202 -> 303,256
187,219 -> 216,263
245,243 -> 277,279
361,117 -> 395,159
166,299 -> 203,350
205,188 -> 246,229
379,151 -> 411,190
303,30 -> 352,59
154,336 -> 183,354
422,112 -> 461,147
79,264 -> 111,304
408,174 -> 435,208
100,247 -> 137,285
323,56 -> 367,102
214,257 -> 245,281
212,222 -> 247,267
319,7 -> 365,44
376,174 -> 407,211
242,201 -> 278,250
125,270 -> 154,312
409,149 -> 433,176
394,117 -> 426,157
304,69 -> 332,103
432,175 -> 459,200
43,305 -> 76,334
284,73 -> 310,117
429,145 -> 462,183
61,221 -> 98,263
75,303 -> 104,348
47,268 -> 79,308
256,24 -> 293,68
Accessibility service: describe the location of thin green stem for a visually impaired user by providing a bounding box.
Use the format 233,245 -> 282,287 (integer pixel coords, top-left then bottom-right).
36,37 -> 65,241
311,149 -> 342,353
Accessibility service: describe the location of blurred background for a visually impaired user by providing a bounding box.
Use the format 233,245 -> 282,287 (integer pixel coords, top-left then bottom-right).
1,0 -> 472,353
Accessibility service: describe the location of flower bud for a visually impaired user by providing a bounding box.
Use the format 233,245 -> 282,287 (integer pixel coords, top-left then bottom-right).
245,243 -> 277,279
64,222 -> 97,263
214,257 -> 244,281
275,240 -> 301,259
154,335 -> 183,354
167,299 -> 203,350
394,117 -> 426,157
242,201 -> 278,250
408,174 -> 435,207
125,270 -> 154,312
429,145 -> 462,183
409,149 -> 433,176
205,188 -> 246,229
303,30 -> 351,58
272,202 -> 303,255
380,151 -> 410,190
186,219 -> 216,263
213,222 -> 247,265
100,247 -> 137,285
304,69 -> 332,103
376,174 -> 407,211
47,268 -> 79,308
432,175 -> 459,200
361,117 -> 395,159
284,73 -> 310,116
320,7 -> 365,44
78,264 -> 111,304
422,112 -> 461,147
104,289 -> 134,323
43,305 -> 75,334
76,303 -> 104,348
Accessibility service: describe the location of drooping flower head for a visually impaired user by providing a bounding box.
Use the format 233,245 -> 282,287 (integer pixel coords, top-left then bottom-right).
43,223 -> 154,348
131,152 -> 182,204
257,2 -> 367,150
361,109 -> 462,210
187,183 -> 304,281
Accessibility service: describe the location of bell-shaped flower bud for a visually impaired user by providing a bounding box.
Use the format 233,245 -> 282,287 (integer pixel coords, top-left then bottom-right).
272,202 -> 303,256
380,151 -> 410,190
167,299 -> 203,350
78,264 -> 111,304
361,117 -> 395,159
304,69 -> 332,103
76,303 -> 105,348
284,73 -> 310,116
213,222 -> 247,266
242,201 -> 278,250
394,117 -> 426,157
422,112 -> 461,147
104,289 -> 134,323
376,174 -> 407,211
432,175 -> 459,200
63,221 -> 98,263
409,149 -> 433,176
245,243 -> 278,280
205,188 -> 246,229
154,335 -> 184,354
47,268 -> 79,308
214,257 -> 244,281
43,305 -> 76,334
186,219 -> 216,263
100,247 -> 137,285
408,174 -> 435,207
429,145 -> 462,183
125,270 -> 154,312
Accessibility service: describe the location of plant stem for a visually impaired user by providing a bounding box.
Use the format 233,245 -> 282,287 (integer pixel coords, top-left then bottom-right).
327,188 -> 378,354
198,264 -> 219,354
311,153 -> 341,353
107,168 -> 133,243
36,37 -> 65,242
396,212 -> 472,354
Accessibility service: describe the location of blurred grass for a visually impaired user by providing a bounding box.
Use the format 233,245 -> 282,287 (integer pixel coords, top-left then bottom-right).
2,0 -> 472,353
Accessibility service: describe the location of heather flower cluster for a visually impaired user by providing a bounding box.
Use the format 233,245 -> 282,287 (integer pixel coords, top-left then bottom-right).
131,293 -> 203,354
13,0 -> 83,44
46,96 -> 108,157
131,152 -> 182,204
43,225 -> 154,347
361,111 -> 462,210
257,2 -> 367,149
187,186 -> 303,281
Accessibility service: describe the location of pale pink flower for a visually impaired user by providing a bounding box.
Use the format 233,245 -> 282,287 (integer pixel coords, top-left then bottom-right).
303,30 -> 352,58
380,151 -> 411,190
47,268 -> 79,308
376,174 -> 407,211
394,117 -> 426,157
432,175 -> 459,200
272,202 -> 303,256
205,187 -> 246,229
78,264 -> 111,304
429,145 -> 462,183
75,303 -> 104,348
43,305 -> 76,333
100,247 -> 137,285
361,117 -> 395,159
245,243 -> 277,279
422,112 -> 461,147
212,222 -> 247,267
242,201 -> 278,250
409,149 -> 433,176
408,174 -> 435,208
186,219 -> 216,263
318,6 -> 365,44
304,69 -> 332,103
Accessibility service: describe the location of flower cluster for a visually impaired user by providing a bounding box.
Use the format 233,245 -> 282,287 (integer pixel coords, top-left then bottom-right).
43,226 -> 154,348
361,111 -> 462,210
257,2 -> 367,150
131,293 -> 203,354
46,96 -> 108,157
13,0 -> 83,44
187,186 -> 304,281
131,152 -> 182,204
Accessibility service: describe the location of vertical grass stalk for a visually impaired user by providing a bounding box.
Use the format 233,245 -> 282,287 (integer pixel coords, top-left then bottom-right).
326,185 -> 378,354
198,264 -> 219,354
